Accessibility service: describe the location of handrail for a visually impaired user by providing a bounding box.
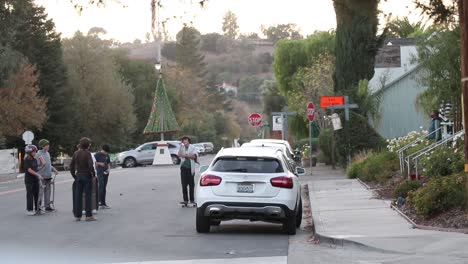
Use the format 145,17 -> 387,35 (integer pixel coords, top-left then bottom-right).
396,127 -> 441,154
408,130 -> 464,178
397,127 -> 442,174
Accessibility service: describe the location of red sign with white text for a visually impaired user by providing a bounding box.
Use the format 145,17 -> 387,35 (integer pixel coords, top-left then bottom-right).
248,113 -> 262,127
320,96 -> 344,108
307,102 -> 315,122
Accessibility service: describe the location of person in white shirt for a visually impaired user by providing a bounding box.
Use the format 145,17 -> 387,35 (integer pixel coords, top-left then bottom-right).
178,136 -> 198,206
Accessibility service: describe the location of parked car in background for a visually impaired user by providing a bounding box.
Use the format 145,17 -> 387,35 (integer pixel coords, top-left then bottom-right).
195,147 -> 305,234
193,143 -> 206,155
200,142 -> 214,153
116,141 -> 181,167
241,142 -> 297,173
250,139 -> 300,162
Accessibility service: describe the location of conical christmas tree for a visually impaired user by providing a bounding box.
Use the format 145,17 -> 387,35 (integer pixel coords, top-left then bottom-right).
144,77 -> 180,136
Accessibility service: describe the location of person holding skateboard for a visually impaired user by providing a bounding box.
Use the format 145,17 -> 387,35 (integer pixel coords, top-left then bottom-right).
36,139 -> 59,212
178,136 -> 198,207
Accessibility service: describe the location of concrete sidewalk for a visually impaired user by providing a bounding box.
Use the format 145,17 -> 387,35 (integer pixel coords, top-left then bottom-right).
307,164 -> 468,258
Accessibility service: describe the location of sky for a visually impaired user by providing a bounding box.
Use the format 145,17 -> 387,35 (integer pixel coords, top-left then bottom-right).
35,0 -> 424,42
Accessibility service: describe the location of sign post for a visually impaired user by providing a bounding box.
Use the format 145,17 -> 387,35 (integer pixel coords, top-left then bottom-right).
307,102 -> 315,175
272,106 -> 296,141
321,95 -> 359,166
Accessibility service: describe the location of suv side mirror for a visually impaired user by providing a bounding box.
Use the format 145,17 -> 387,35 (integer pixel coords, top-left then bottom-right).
199,165 -> 209,174
296,167 -> 306,176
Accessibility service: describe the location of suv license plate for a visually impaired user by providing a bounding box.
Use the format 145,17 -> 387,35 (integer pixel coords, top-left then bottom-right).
237,183 -> 254,193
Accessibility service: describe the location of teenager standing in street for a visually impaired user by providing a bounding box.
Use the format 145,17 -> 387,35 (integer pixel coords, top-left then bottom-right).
24,145 -> 43,216
178,136 -> 198,206
70,137 -> 97,221
95,144 -> 111,209
36,139 -> 58,212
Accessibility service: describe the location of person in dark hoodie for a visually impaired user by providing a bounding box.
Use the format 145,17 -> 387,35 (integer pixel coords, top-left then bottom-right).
24,145 -> 43,216
70,137 -> 97,221
95,144 -> 111,209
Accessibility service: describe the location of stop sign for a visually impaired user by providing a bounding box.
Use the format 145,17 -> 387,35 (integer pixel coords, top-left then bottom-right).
307,102 -> 315,121
248,113 -> 262,127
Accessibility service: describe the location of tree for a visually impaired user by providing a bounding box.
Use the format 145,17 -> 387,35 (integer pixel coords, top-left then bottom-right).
333,0 -> 385,98
201,33 -> 222,53
262,80 -> 286,134
63,31 -> 136,151
0,64 -> 47,137
415,27 -> 461,113
222,10 -> 239,39
161,41 -> 177,61
273,31 -> 335,138
113,50 -> 160,145
176,26 -> 207,78
261,23 -> 302,43
387,17 -> 429,38
288,54 -> 334,123
273,31 -> 335,96
414,0 -> 458,26
333,0 -> 386,164
238,76 -> 264,103
0,0 -> 71,155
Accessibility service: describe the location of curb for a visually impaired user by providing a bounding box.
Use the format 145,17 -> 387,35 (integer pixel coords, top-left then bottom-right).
357,177 -> 468,235
306,181 -> 404,254
390,204 -> 468,234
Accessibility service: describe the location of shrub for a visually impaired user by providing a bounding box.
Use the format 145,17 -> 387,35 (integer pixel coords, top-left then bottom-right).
295,138 -> 318,152
335,113 -> 385,166
347,160 -> 364,179
408,174 -> 466,218
346,150 -> 399,183
394,180 -> 422,198
419,146 -> 464,177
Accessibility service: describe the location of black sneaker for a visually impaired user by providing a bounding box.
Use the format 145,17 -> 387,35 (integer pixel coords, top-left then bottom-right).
45,207 -> 55,212
179,201 -> 188,206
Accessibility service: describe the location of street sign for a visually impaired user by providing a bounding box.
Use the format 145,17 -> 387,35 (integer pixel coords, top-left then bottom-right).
272,115 -> 282,131
248,113 -> 262,127
320,96 -> 344,108
307,102 -> 315,121
22,131 -> 34,145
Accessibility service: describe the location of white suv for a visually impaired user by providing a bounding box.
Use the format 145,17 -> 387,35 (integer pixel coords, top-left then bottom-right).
195,147 -> 305,234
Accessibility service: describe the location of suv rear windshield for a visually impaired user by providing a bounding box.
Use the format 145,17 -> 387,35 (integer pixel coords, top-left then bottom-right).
212,157 -> 283,173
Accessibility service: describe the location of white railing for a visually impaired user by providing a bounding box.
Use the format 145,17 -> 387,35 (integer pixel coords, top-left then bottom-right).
411,130 -> 464,178
396,127 -> 442,175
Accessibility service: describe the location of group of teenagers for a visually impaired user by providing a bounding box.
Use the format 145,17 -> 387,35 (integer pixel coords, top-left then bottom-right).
23,135 -> 201,220
23,137 -> 112,221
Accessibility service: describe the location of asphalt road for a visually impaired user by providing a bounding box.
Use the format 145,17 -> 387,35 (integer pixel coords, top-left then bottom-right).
0,155 -> 291,264
2,154 -> 461,264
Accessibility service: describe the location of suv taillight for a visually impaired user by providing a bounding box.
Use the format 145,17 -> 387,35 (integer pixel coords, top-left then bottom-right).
270,176 -> 293,189
200,175 -> 222,186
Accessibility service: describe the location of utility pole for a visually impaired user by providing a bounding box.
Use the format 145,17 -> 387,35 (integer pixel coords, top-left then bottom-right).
460,0 -> 468,207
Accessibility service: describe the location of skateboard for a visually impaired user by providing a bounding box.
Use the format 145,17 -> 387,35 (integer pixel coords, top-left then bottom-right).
179,202 -> 196,208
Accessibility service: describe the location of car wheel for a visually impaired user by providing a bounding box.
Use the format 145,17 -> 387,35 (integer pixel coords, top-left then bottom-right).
171,155 -> 180,165
123,157 -> 136,168
196,208 -> 210,233
296,199 -> 303,228
283,210 -> 297,235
